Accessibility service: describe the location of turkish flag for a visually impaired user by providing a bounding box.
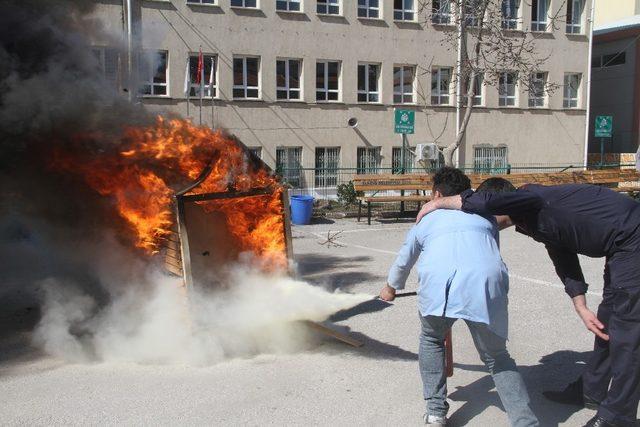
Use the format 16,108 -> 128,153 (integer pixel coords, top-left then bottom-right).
196,50 -> 203,85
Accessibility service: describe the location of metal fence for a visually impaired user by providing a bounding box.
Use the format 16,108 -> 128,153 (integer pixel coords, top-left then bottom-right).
279,163 -> 612,201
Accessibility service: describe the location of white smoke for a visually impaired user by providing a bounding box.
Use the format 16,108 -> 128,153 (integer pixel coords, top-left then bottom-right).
33,267 -> 373,365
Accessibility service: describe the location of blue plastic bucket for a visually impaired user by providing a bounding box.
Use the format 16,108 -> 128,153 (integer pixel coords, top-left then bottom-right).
290,195 -> 314,225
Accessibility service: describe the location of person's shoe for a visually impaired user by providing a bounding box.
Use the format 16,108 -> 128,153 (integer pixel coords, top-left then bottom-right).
542,378 -> 600,409
423,413 -> 446,426
583,415 -> 619,427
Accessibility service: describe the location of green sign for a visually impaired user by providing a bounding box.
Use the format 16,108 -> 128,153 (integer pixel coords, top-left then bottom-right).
394,109 -> 415,134
594,115 -> 613,138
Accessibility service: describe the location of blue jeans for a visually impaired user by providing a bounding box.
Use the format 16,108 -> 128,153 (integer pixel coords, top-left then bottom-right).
419,315 -> 539,427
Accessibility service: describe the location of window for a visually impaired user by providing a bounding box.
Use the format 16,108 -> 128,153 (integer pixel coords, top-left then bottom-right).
357,147 -> 381,174
528,72 -> 547,108
531,0 -> 548,31
464,0 -> 481,27
432,0 -> 451,24
317,0 -> 340,15
393,65 -> 415,104
392,147 -> 415,174
566,0 -> 584,34
233,56 -> 260,99
139,50 -> 168,96
501,0 -> 519,29
276,0 -> 300,11
358,0 -> 380,18
498,72 -> 517,106
431,67 -> 452,105
231,0 -> 257,8
563,73 -> 581,108
248,147 -> 262,159
316,61 -> 340,101
315,147 -> 340,187
357,63 -> 380,103
92,47 -> 120,91
277,59 -> 301,101
187,0 -> 216,4
394,0 -> 415,21
463,73 -> 484,106
599,52 -> 626,68
276,147 -> 303,188
188,54 -> 217,98
473,146 -> 508,174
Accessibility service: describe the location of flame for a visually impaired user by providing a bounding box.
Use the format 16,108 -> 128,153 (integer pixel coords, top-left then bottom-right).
51,117 -> 286,268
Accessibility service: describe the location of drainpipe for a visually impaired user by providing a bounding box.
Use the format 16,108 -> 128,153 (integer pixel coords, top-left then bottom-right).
583,0 -> 596,169
455,0 -> 463,168
125,0 -> 133,102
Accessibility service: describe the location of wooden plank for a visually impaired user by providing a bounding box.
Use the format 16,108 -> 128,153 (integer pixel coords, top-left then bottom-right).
354,184 -> 432,191
163,247 -> 182,261
303,321 -> 363,347
163,255 -> 182,270
361,196 -> 431,203
163,262 -> 183,277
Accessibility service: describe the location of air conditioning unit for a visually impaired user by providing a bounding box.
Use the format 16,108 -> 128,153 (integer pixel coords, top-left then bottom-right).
415,143 -> 440,162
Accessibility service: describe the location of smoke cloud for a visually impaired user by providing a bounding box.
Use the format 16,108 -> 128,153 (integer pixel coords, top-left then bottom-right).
0,1 -> 372,366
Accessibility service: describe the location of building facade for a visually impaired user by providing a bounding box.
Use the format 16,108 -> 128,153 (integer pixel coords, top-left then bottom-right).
92,0 -> 591,192
590,17 -> 640,155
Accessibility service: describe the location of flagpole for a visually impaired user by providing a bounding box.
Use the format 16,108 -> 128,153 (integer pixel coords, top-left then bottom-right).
199,48 -> 203,126
210,57 -> 215,129
186,57 -> 190,118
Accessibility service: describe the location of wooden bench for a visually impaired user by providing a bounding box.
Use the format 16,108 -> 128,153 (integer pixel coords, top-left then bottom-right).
353,168 -> 640,225
352,174 -> 433,225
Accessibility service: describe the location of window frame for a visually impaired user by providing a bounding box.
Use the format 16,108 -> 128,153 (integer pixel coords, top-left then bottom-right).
431,67 -> 452,106
356,146 -> 382,175
233,56 -> 261,100
528,71 -> 547,108
357,62 -> 381,104
501,0 -> 520,30
316,60 -> 341,102
276,146 -> 303,188
473,145 -> 509,174
188,53 -> 218,98
394,0 -> 416,22
566,0 -> 584,34
230,0 -> 258,9
186,0 -> 216,5
317,0 -> 340,15
391,147 -> 416,174
432,0 -> 452,24
498,71 -> 518,107
357,0 -> 380,19
276,0 -> 301,12
393,64 -> 416,104
247,146 -> 263,159
139,50 -> 169,97
531,0 -> 549,32
463,72 -> 484,107
276,58 -> 302,101
563,73 -> 581,109
314,147 -> 341,187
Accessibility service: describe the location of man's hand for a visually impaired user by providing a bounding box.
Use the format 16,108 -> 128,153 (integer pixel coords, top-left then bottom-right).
416,195 -> 463,224
573,295 -> 609,341
379,284 -> 396,301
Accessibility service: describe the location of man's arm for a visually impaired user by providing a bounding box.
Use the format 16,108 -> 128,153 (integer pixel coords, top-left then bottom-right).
546,245 -> 609,341
416,189 -> 544,223
380,226 -> 422,301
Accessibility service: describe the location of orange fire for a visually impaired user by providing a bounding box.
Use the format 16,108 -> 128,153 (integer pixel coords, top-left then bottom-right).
51,117 -> 286,268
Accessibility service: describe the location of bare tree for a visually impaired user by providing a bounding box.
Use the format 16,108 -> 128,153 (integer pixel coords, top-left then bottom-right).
416,0 -> 572,167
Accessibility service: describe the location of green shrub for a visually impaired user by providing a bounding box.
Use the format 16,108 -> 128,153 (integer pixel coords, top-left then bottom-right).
336,181 -> 362,206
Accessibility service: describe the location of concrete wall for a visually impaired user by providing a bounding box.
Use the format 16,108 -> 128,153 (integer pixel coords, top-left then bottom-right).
92,0 -> 590,170
594,0 -> 640,27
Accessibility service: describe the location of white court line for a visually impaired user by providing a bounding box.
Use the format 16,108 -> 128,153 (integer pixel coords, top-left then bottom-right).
306,231 -> 603,298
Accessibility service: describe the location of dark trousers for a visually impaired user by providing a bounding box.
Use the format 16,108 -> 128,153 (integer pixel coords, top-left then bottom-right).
582,249 -> 640,426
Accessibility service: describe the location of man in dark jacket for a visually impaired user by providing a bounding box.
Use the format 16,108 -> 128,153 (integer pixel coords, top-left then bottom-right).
415,180 -> 640,427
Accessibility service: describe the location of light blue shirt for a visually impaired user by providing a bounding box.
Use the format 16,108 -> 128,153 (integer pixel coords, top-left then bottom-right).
387,210 -> 509,339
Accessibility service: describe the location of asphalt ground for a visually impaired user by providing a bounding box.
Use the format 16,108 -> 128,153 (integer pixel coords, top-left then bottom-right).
0,216 -> 633,426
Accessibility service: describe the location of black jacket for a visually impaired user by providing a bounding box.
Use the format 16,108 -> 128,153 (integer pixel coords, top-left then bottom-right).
460,184 -> 640,297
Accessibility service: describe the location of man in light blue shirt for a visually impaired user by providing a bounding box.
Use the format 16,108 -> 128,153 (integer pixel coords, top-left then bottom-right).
380,167 -> 538,427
